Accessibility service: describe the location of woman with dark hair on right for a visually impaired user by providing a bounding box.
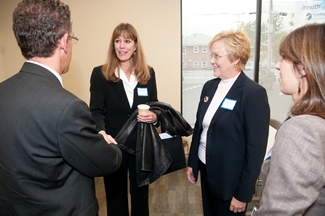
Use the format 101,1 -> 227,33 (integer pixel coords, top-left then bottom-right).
253,23 -> 325,215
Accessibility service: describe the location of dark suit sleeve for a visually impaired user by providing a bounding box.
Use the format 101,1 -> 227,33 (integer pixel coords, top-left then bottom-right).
58,97 -> 122,177
89,67 -> 106,132
148,67 -> 158,102
235,86 -> 270,202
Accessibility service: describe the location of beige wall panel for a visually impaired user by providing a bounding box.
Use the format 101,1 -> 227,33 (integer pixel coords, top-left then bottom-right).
0,0 -> 181,110
0,1 -> 26,81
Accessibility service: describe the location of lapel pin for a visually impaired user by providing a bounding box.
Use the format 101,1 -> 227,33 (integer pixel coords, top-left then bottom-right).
204,96 -> 209,102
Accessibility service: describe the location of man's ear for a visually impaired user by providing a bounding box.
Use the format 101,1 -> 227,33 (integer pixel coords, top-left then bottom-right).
59,33 -> 69,53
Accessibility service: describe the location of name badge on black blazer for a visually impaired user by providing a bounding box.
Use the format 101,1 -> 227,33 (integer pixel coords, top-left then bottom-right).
221,98 -> 237,110
137,87 -> 148,96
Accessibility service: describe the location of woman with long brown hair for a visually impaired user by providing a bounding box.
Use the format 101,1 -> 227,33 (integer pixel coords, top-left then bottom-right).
90,23 -> 158,216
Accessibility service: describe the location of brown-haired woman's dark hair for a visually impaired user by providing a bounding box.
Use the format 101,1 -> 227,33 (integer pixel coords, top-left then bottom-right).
279,23 -> 325,118
12,0 -> 72,59
102,23 -> 150,85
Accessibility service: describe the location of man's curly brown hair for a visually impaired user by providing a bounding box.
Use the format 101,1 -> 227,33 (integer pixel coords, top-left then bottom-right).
12,0 -> 72,59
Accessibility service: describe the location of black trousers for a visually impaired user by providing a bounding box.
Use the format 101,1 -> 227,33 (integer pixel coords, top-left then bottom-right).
104,151 -> 149,216
199,161 -> 246,216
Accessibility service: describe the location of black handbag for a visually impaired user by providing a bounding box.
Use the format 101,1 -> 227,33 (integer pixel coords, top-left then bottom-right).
160,133 -> 186,174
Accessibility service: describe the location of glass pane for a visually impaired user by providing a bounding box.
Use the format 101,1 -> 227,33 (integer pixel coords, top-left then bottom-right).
261,0 -> 325,122
182,0 -> 257,126
182,0 -> 325,125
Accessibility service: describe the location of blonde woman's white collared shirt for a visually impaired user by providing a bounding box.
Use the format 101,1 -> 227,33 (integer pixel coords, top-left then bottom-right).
115,68 -> 138,108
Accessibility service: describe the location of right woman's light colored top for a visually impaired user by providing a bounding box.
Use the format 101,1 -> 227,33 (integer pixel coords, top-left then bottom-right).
253,114 -> 325,216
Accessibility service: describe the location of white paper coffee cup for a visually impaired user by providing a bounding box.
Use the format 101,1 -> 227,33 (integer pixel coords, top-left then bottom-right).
137,104 -> 150,115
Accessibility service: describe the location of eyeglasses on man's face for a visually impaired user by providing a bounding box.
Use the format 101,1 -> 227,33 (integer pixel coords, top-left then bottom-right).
68,35 -> 79,44
209,53 -> 226,60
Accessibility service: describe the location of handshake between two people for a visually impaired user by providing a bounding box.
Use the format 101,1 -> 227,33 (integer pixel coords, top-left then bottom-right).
98,109 -> 158,145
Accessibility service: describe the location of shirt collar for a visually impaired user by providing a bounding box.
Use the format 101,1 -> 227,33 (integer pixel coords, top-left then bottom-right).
115,68 -> 137,85
26,60 -> 63,87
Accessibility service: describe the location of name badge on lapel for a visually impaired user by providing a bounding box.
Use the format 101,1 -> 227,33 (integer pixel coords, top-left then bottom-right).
137,87 -> 148,96
221,98 -> 237,110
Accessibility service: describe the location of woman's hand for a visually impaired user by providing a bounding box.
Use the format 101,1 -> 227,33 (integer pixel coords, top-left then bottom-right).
186,167 -> 197,184
229,197 -> 247,213
137,111 -> 157,124
98,130 -> 117,144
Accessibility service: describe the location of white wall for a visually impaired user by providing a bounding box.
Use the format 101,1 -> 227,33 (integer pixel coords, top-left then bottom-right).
0,0 -> 181,110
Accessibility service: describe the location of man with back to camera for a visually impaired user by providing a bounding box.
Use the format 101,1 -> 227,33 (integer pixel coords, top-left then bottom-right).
0,0 -> 122,215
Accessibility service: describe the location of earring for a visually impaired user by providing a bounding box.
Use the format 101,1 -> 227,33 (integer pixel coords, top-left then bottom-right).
133,49 -> 136,55
298,83 -> 301,94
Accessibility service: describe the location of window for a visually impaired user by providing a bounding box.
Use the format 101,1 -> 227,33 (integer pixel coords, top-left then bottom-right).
182,62 -> 186,69
182,0 -> 324,125
182,0 -> 258,126
202,46 -> 208,53
193,46 -> 199,53
182,46 -> 186,54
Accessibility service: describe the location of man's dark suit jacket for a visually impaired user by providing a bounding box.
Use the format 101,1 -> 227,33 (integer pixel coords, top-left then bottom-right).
89,65 -> 158,150
188,72 -> 270,203
0,62 -> 122,216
